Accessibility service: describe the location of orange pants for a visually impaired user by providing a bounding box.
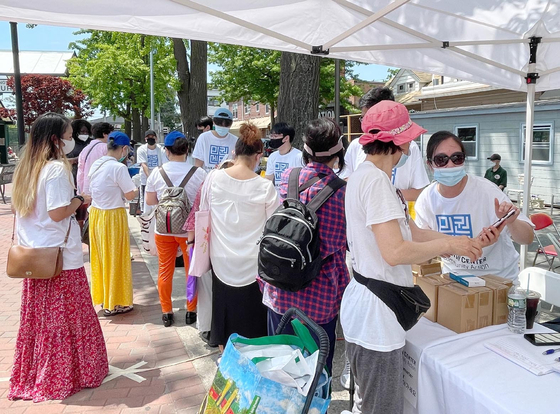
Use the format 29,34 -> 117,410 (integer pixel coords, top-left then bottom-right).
154,233 -> 197,314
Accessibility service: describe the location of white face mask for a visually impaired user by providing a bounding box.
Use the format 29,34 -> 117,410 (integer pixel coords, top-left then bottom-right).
62,138 -> 76,155
77,134 -> 90,142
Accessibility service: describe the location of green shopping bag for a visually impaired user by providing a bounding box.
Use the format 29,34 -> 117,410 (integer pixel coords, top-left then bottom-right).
199,309 -> 330,414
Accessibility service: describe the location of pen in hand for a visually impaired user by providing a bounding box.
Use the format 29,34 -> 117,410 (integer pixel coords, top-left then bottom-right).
542,347 -> 560,355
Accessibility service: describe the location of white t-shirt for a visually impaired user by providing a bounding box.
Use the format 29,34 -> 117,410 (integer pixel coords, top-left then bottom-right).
390,141 -> 430,190
89,156 -> 137,210
192,131 -> 238,172
145,162 -> 207,237
415,174 -> 533,280
16,161 -> 83,270
340,161 -> 413,352
265,147 -> 303,193
137,144 -> 164,185
209,170 -> 279,287
340,140 -> 429,192
193,131 -> 237,171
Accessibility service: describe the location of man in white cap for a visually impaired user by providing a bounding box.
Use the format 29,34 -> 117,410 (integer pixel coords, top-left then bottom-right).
193,108 -> 238,171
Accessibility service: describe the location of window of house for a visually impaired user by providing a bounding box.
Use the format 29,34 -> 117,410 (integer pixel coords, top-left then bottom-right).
207,97 -> 221,107
265,104 -> 270,114
245,102 -> 251,114
255,102 -> 260,112
432,78 -> 440,86
520,123 -> 554,165
454,125 -> 478,159
232,104 -> 238,119
408,82 -> 415,91
397,84 -> 405,93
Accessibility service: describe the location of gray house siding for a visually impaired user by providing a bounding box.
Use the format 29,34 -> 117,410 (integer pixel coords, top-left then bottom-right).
410,101 -> 560,203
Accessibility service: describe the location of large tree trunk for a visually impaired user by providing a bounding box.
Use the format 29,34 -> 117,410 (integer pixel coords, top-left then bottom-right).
173,39 -> 207,140
124,103 -> 132,138
277,52 -> 321,149
132,107 -> 141,143
141,114 -> 149,136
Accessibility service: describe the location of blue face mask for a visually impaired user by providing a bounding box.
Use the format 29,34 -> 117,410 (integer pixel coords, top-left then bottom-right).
433,165 -> 467,187
214,126 -> 230,137
394,150 -> 409,169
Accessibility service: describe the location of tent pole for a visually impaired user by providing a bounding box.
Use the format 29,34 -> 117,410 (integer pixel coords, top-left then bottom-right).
150,49 -> 155,131
519,37 -> 541,271
335,59 -> 340,128
10,22 -> 25,146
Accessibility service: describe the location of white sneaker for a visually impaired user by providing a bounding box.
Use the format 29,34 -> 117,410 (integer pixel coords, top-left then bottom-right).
340,355 -> 351,390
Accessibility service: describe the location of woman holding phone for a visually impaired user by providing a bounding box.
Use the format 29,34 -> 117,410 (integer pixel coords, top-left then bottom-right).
415,130 -> 534,280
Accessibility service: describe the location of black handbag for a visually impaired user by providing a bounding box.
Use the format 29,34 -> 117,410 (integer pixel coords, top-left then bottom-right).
353,269 -> 431,331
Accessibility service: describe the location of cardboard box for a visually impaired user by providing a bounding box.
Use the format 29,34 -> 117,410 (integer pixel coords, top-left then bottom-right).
470,286 -> 494,328
481,274 -> 513,287
434,273 -> 454,284
484,280 -> 510,325
416,276 -> 444,322
437,283 -> 478,333
411,260 -> 442,277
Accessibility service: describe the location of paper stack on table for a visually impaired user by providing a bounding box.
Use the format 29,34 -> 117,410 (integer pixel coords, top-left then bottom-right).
485,336 -> 560,375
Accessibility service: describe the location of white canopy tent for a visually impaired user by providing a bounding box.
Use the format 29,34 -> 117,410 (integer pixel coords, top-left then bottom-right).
2,0 -> 560,266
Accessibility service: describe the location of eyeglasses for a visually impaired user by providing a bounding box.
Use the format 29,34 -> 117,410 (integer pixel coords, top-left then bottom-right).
359,116 -> 364,122
430,152 -> 466,168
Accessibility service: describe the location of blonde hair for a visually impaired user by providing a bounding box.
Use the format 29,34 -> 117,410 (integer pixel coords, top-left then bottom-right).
12,113 -> 73,217
235,122 -> 263,156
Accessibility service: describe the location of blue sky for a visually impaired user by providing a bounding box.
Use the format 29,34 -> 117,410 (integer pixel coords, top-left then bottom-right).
0,22 -> 393,82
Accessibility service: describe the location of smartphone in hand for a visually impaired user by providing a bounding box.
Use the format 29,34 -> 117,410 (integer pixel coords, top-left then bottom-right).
491,209 -> 516,228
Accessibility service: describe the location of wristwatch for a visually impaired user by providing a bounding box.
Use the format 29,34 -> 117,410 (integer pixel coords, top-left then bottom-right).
73,195 -> 85,205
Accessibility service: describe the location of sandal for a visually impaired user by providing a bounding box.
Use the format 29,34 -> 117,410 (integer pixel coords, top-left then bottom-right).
103,306 -> 134,316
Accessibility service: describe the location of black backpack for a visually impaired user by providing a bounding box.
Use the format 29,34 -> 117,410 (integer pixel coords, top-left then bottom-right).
258,167 -> 346,292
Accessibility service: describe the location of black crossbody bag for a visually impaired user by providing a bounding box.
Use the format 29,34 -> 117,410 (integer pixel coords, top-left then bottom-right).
353,269 -> 431,331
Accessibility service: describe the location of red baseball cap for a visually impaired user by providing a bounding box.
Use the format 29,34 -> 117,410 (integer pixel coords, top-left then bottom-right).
359,101 -> 427,146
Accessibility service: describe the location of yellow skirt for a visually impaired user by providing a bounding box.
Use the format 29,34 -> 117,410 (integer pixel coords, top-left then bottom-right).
89,207 -> 133,310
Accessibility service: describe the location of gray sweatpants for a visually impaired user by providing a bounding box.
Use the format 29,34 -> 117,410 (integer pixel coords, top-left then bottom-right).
346,341 -> 404,414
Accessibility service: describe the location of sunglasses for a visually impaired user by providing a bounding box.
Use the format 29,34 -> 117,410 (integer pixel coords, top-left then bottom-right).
430,152 -> 466,168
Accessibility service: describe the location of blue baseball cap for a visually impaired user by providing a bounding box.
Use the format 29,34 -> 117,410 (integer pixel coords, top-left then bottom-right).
164,130 -> 186,147
108,131 -> 130,147
213,108 -> 233,121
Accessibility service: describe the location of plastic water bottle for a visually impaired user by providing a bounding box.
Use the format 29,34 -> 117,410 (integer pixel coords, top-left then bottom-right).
507,283 -> 527,333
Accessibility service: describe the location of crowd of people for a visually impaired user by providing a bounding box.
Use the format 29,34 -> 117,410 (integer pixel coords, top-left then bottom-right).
7,87 -> 535,413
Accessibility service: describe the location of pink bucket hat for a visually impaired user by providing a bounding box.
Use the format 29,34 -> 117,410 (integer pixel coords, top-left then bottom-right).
359,101 -> 427,146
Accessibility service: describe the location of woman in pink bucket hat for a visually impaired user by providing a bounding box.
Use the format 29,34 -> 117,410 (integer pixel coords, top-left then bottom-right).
339,101 -> 490,413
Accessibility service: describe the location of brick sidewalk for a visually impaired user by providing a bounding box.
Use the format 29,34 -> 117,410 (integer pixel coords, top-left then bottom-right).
0,184 -> 216,414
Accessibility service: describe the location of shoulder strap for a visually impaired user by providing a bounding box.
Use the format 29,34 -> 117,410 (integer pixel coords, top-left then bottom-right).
90,158 -> 112,180
159,166 -> 173,187
178,166 -> 198,188
287,167 -> 302,200
306,175 -> 346,213
62,219 -> 72,246
83,140 -> 102,164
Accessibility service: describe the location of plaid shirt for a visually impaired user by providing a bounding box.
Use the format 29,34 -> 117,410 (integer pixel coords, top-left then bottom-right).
259,162 -> 349,324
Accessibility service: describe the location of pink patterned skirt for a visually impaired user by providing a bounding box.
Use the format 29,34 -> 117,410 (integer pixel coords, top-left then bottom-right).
8,267 -> 109,402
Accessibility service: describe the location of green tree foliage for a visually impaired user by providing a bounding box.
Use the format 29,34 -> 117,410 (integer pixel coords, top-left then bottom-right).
209,44 -> 280,122
385,67 -> 400,81
209,44 -> 363,120
159,95 -> 182,131
67,31 -> 178,125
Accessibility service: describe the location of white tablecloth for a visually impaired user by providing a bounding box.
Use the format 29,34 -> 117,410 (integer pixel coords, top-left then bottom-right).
404,319 -> 560,414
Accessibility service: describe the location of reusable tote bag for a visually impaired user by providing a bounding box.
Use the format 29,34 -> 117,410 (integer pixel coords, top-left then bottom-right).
198,308 -> 331,414
188,170 -> 215,277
